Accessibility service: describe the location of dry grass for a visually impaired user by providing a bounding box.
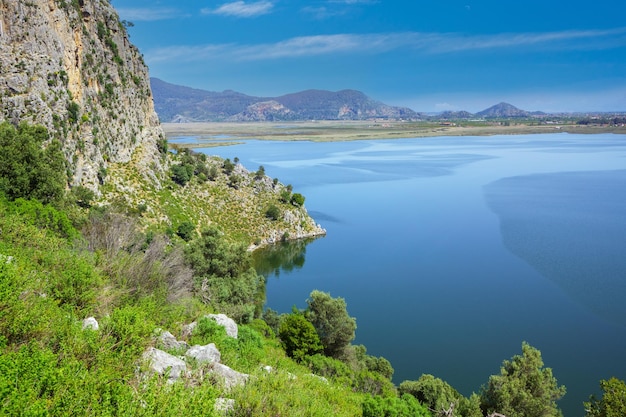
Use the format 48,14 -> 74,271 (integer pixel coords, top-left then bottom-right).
162,121 -> 626,146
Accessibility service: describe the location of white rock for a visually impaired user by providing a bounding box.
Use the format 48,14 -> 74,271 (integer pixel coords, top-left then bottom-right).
211,363 -> 249,390
214,398 -> 235,415
143,347 -> 187,382
158,330 -> 189,351
185,343 -> 221,364
82,317 -> 99,330
208,314 -> 238,339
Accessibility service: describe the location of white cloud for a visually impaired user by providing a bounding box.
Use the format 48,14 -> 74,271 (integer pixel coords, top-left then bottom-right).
202,1 -> 274,18
145,27 -> 626,63
116,7 -> 180,22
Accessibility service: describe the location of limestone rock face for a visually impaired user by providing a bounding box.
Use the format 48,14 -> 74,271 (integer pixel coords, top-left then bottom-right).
0,0 -> 164,192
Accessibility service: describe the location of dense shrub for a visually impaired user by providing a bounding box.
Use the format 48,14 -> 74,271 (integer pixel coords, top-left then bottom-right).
362,394 -> 431,417
278,313 -> 323,361
0,122 -> 67,203
185,227 -> 262,323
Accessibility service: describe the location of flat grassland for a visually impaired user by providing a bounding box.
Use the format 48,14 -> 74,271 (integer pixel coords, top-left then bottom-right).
162,120 -> 626,147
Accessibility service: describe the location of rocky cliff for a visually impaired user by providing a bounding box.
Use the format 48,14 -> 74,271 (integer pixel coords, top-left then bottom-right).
0,0 -> 164,191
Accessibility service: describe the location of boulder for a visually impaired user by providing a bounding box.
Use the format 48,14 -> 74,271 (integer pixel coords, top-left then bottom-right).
211,363 -> 249,390
180,321 -> 197,339
82,317 -> 99,330
185,343 -> 221,364
208,314 -> 238,339
181,314 -> 238,339
142,347 -> 187,382
158,330 -> 189,351
214,398 -> 235,415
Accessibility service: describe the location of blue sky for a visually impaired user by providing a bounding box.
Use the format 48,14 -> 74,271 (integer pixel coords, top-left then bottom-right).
113,0 -> 626,113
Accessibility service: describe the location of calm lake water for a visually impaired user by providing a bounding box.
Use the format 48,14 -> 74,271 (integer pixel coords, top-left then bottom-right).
189,133 -> 626,417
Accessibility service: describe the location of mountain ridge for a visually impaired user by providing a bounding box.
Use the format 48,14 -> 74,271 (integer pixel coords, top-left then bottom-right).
151,78 -> 421,122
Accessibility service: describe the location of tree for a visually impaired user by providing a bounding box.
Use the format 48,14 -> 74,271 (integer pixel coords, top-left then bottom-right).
185,226 -> 262,322
0,122 -> 67,204
278,313 -> 323,361
290,192 -> 305,207
400,374 -> 461,416
480,342 -> 566,417
265,204 -> 281,221
584,377 -> 626,417
176,221 -> 196,242
305,290 -> 356,358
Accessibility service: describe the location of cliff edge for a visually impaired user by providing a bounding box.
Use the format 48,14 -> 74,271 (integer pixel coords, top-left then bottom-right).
0,0 -> 164,192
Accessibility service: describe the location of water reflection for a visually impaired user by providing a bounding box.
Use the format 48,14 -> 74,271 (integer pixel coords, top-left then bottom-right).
252,237 -> 321,278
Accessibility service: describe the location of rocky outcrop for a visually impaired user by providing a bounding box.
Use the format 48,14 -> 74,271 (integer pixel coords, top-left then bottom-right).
185,343 -> 221,364
182,314 -> 240,339
142,325 -> 249,391
207,314 -> 238,339
0,0 -> 165,192
158,330 -> 190,352
143,347 -> 188,383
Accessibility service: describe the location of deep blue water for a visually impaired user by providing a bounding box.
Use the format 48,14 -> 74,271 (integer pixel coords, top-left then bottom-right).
189,133 -> 626,417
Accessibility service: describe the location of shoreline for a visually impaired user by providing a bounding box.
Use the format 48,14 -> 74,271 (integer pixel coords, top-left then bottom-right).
162,121 -> 626,146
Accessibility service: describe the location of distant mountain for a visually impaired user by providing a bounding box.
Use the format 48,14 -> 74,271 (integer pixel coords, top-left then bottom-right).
151,78 -> 421,122
475,102 -> 531,118
438,110 -> 474,119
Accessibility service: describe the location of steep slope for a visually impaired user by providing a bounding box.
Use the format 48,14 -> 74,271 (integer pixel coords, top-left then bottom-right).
0,0 -> 163,191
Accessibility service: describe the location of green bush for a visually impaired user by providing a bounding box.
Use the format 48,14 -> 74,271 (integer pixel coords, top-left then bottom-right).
185,227 -> 263,323
290,192 -> 305,207
278,314 -> 323,361
176,220 -> 196,241
0,122 -> 67,203
362,394 -> 431,417
265,204 -> 281,221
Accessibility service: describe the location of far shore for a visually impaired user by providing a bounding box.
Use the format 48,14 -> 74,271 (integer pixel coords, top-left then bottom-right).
162,120 -> 626,147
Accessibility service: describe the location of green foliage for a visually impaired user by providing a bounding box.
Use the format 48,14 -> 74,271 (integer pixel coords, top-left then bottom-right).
0,122 -> 67,204
67,100 -> 80,124
362,394 -> 432,417
278,313 -> 323,361
7,198 -> 78,239
255,165 -> 266,179
157,136 -> 168,155
265,204 -> 281,221
69,185 -> 95,209
185,227 -> 263,323
223,158 -> 235,174
290,192 -> 305,207
480,342 -> 566,417
171,163 -> 194,186
584,378 -> 626,417
400,374 -> 464,416
176,220 -> 196,241
305,290 -> 356,358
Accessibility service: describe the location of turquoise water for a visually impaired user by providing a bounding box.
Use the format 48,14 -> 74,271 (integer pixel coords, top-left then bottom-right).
195,133 -> 626,416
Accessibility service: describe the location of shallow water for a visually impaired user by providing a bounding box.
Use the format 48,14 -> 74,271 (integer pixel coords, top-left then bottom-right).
193,133 -> 626,417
